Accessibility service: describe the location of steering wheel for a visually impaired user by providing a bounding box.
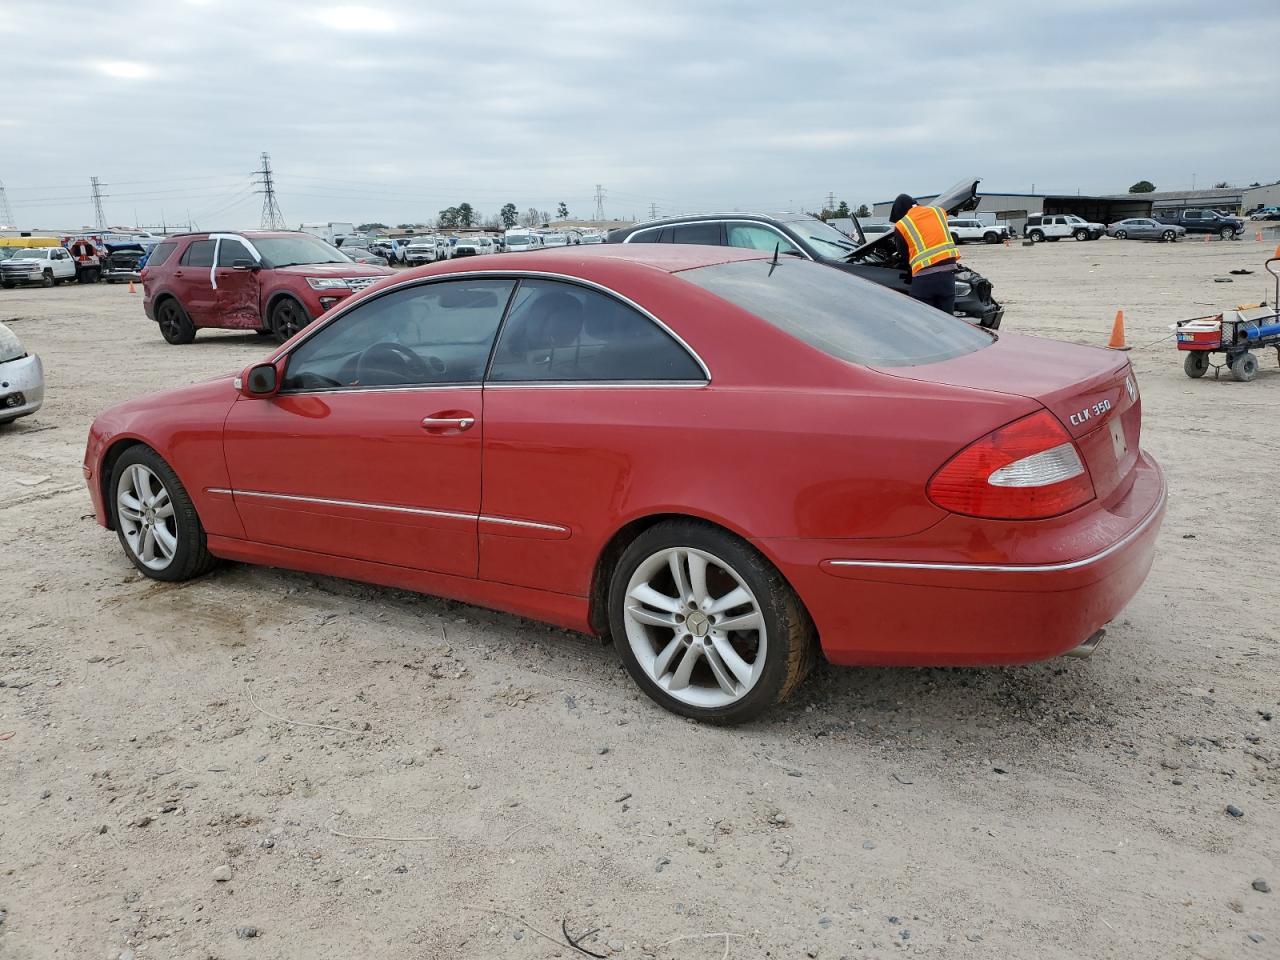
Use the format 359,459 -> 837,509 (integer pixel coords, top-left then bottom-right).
353,342 -> 443,385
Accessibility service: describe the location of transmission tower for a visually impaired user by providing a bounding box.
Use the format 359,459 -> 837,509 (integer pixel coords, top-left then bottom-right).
0,180 -> 14,227
255,152 -> 286,230
647,202 -> 658,220
593,184 -> 606,221
826,191 -> 836,213
90,177 -> 108,230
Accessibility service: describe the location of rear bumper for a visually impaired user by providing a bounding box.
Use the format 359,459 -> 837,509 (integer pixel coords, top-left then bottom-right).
761,451 -> 1167,667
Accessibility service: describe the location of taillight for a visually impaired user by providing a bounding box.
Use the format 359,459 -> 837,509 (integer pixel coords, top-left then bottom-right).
927,410 -> 1095,520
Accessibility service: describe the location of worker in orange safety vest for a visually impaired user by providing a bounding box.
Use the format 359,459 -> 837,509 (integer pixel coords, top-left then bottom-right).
890,193 -> 960,315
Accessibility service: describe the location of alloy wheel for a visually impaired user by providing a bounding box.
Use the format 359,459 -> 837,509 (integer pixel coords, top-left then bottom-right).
159,303 -> 183,341
274,300 -> 305,341
116,463 -> 178,571
622,547 -> 766,709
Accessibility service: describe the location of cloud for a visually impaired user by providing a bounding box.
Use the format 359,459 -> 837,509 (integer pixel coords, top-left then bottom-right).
3,0 -> 1279,229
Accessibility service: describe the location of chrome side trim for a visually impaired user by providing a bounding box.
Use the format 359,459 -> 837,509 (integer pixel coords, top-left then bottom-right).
480,515 -> 569,534
267,269 -> 712,383
827,478 -> 1166,575
221,488 -> 474,522
206,487 -> 568,534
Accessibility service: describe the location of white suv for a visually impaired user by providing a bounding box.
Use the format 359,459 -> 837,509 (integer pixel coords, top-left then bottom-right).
948,218 -> 1009,245
404,237 -> 440,265
1024,214 -> 1104,242
0,247 -> 78,287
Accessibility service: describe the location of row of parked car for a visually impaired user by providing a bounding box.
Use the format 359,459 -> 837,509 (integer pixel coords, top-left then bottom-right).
0,239 -> 150,288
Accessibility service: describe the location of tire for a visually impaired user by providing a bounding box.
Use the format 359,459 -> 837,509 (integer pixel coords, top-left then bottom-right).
1048,236 -> 1060,242
1161,230 -> 1175,242
983,232 -> 998,244
608,520 -> 816,724
1029,230 -> 1044,243
41,270 -> 54,288
1231,352 -> 1259,382
1074,229 -> 1089,241
1219,226 -> 1234,240
270,297 -> 309,343
1114,230 -> 1128,240
156,298 -> 196,345
1184,352 -> 1209,378
1,282 -> 13,289
254,328 -> 273,337
109,446 -> 218,582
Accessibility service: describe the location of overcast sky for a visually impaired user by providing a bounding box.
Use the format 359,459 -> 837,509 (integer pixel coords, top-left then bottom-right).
4,0 -> 1278,230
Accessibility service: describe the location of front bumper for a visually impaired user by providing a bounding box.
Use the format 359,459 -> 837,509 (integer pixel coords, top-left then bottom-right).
0,353 -> 45,422
1,268 -> 43,284
103,268 -> 142,282
761,451 -> 1166,667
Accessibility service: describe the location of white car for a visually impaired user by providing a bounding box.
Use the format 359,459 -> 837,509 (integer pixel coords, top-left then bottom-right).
947,218 -> 1010,245
452,238 -> 483,258
471,236 -> 497,256
0,322 -> 44,424
1024,214 -> 1105,242
0,247 -> 78,288
504,231 -> 539,252
404,238 -> 440,265
541,233 -> 570,247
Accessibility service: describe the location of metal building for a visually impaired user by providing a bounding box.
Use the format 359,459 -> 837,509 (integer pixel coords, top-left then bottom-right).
872,191 -> 1153,236
1100,181 -> 1280,216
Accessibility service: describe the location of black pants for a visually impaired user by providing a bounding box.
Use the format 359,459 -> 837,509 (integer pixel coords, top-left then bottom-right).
909,269 -> 956,315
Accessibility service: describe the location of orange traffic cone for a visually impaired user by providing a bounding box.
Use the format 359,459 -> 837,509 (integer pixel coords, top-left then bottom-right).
1274,242 -> 1280,259
1107,309 -> 1130,351
1256,231 -> 1263,242
1003,237 -> 1010,247
128,280 -> 136,294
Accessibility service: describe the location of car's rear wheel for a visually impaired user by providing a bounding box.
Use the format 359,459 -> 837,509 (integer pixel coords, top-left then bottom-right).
609,521 -> 815,724
1114,230 -> 1128,240
270,298 -> 309,343
157,299 -> 195,344
1029,230 -> 1044,243
110,446 -> 217,582
1184,351 -> 1210,378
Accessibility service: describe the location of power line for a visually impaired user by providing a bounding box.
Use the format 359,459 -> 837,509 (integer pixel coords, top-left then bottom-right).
255,152 -> 286,230
90,177 -> 107,230
648,202 -> 658,220
594,184 -> 606,220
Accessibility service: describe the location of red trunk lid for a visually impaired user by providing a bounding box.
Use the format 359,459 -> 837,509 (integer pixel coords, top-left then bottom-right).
875,332 -> 1141,505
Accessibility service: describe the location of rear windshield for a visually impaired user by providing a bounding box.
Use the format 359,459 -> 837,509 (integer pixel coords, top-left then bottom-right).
680,258 -> 991,367
147,242 -> 177,267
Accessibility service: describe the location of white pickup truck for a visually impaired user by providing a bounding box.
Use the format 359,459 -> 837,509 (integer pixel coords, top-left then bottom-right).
0,247 -> 79,288
947,218 -> 1010,245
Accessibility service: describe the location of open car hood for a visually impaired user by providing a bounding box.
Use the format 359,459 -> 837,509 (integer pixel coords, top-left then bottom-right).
847,176 -> 982,260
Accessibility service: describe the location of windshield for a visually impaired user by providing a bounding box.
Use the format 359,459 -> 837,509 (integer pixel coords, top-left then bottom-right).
256,236 -> 351,267
1064,216 -> 1085,224
785,218 -> 860,255
0,323 -> 25,363
506,235 -> 532,244
11,249 -> 46,259
681,257 -> 991,367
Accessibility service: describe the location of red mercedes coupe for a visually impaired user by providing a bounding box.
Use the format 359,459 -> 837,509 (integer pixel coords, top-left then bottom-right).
84,245 -> 1166,723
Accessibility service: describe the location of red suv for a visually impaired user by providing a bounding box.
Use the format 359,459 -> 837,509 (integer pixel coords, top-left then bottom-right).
141,231 -> 395,344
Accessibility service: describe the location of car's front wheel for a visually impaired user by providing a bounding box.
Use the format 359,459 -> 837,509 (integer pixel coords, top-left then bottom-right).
1162,230 -> 1175,242
983,232 -> 998,244
157,298 -> 195,344
609,521 -> 815,724
110,446 -> 217,581
1074,229 -> 1090,241
270,297 -> 309,343
41,270 -> 54,288
1219,226 -> 1235,240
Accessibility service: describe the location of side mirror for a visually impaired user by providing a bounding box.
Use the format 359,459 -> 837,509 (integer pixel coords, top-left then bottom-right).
232,258 -> 258,271
239,361 -> 281,399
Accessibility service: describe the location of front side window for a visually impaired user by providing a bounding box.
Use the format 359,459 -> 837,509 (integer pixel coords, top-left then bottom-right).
488,279 -> 704,382
216,238 -> 254,266
681,258 -> 990,368
181,240 -> 215,267
282,279 -> 515,391
726,223 -> 800,255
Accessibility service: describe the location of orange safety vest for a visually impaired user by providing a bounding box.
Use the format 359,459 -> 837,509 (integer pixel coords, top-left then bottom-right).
894,205 -> 959,275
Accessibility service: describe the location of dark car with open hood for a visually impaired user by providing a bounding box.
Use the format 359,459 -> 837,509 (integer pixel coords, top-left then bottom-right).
607,177 -> 1002,329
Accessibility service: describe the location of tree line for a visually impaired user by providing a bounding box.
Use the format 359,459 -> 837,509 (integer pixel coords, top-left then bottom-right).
357,201 -> 574,234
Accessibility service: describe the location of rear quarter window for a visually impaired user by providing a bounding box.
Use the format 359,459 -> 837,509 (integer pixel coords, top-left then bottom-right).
680,258 -> 991,368
147,242 -> 177,267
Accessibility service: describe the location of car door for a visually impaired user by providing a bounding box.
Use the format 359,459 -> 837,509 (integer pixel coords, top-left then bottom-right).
52,249 -> 74,280
213,236 -> 263,329
480,278 -> 708,594
670,222 -> 725,246
221,277 -> 516,576
1139,219 -> 1160,239
175,239 -> 217,323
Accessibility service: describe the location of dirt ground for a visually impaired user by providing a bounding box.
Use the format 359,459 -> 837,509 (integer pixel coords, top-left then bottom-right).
1,236 -> 1277,960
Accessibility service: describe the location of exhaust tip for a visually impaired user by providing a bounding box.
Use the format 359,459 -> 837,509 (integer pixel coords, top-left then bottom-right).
1065,629 -> 1106,659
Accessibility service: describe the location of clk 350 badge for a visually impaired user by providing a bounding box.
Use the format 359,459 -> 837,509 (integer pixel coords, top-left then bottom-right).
1069,398 -> 1111,426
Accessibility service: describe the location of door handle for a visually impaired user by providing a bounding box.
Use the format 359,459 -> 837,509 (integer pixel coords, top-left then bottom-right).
421,416 -> 474,431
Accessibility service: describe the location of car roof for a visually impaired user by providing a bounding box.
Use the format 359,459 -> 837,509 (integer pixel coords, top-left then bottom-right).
405,243 -> 772,276
619,212 -> 809,232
